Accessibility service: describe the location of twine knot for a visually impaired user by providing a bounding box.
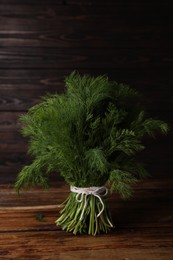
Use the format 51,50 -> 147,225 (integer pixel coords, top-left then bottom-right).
70,186 -> 108,221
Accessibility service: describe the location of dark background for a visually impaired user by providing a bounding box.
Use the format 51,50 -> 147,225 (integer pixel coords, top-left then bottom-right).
0,0 -> 172,184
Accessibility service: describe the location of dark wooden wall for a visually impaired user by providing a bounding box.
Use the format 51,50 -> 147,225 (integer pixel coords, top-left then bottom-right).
0,0 -> 172,184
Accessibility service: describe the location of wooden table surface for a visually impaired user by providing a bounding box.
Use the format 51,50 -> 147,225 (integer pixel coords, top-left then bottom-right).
0,179 -> 173,260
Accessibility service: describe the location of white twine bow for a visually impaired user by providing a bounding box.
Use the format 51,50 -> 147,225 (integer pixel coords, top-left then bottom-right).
70,186 -> 108,221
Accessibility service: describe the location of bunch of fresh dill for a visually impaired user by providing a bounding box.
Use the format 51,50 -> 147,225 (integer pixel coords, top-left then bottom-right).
15,72 -> 168,235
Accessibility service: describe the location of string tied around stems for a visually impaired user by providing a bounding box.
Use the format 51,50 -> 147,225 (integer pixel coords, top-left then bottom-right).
70,186 -> 108,221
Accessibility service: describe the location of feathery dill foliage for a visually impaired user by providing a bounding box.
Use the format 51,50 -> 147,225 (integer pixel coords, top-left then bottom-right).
15,72 -> 168,199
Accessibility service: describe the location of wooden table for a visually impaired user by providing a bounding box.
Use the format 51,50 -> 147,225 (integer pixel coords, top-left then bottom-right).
0,180 -> 172,260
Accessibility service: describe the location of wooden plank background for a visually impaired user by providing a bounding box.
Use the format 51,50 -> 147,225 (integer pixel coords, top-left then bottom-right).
0,180 -> 172,259
0,1 -> 173,259
0,0 -> 172,185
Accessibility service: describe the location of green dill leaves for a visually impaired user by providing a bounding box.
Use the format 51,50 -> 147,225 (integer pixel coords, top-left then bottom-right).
35,213 -> 45,222
15,71 -> 168,198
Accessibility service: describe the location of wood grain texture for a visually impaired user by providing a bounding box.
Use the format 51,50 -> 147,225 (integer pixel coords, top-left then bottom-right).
0,1 -> 172,185
0,180 -> 173,259
0,69 -> 172,113
0,1 -> 172,258
0,47 -> 172,70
